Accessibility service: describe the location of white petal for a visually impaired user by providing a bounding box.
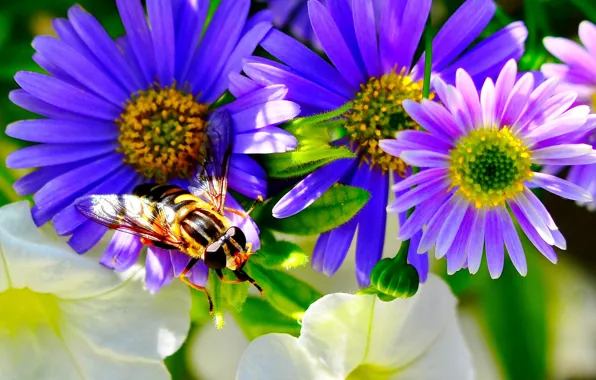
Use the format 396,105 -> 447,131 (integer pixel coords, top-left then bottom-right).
236,334 -> 336,380
0,201 -> 126,298
53,327 -> 172,380
0,326 -> 80,380
298,293 -> 376,377
189,312 -> 250,380
365,275 -> 462,369
389,319 -> 473,380
58,274 -> 191,360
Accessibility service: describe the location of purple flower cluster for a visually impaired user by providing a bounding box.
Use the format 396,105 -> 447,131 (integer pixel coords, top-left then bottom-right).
243,0 -> 527,285
6,0 -> 596,292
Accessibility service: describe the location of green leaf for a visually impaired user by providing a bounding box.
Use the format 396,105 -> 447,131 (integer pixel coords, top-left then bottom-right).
207,270 -> 249,329
233,297 -> 301,340
571,0 -> 596,22
0,13 -> 12,49
263,185 -> 370,236
478,240 -> 549,380
245,262 -> 322,320
250,240 -> 309,270
260,146 -> 355,179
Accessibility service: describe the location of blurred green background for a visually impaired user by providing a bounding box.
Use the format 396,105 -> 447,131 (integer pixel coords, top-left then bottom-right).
1,0 -> 596,379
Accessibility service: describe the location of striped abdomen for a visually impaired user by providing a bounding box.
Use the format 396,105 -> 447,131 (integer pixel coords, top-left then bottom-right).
133,184 -> 230,257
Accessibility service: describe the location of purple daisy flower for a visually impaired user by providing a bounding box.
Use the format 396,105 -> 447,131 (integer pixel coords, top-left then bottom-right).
542,21 -> 596,210
242,0 -> 528,286
380,60 -> 596,279
5,0 -> 300,291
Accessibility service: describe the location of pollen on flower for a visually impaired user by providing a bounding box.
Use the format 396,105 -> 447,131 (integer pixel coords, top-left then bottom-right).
345,70 -> 432,175
0,288 -> 61,335
117,85 -> 209,183
449,127 -> 533,208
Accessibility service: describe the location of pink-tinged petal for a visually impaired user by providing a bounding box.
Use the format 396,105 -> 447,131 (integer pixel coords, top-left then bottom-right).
420,99 -> 464,139
391,168 -> 449,193
480,78 -> 496,127
551,228 -> 567,250
435,195 -> 469,259
501,72 -> 534,127
401,100 -> 458,142
466,208 -> 486,274
513,78 -> 559,133
536,91 -> 578,123
524,105 -> 590,144
532,144 -> 594,160
544,37 -> 596,82
397,191 -> 452,240
522,187 -> 557,230
509,201 -> 558,264
388,177 -> 450,214
512,191 -> 554,245
485,207 -> 504,279
399,150 -> 450,168
498,206 -> 527,276
418,195 -> 459,253
384,131 -> 453,155
579,21 -> 596,58
494,59 -> 518,124
531,172 -> 593,202
456,69 -> 482,128
434,79 -> 473,134
446,208 -> 475,275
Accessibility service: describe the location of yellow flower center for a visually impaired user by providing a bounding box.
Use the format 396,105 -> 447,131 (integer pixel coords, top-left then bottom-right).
117,85 -> 209,183
345,71 -> 431,175
449,127 -> 533,208
592,91 -> 596,112
346,364 -> 397,380
0,288 -> 61,335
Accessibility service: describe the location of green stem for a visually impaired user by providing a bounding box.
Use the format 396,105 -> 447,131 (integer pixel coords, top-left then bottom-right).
290,102 -> 352,127
423,16 -> 434,99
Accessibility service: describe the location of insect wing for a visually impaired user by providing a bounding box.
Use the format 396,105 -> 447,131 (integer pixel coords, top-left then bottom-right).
75,194 -> 182,247
190,109 -> 232,214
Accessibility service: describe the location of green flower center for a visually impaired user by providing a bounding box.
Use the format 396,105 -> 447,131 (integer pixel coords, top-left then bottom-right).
345,71 -> 431,175
117,85 -> 209,183
449,127 -> 533,208
0,288 -> 61,335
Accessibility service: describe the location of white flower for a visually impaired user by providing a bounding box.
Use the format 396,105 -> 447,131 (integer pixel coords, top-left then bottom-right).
236,275 -> 473,380
0,201 -> 191,380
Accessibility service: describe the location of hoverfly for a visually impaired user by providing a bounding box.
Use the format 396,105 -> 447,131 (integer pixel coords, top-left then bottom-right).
75,110 -> 263,312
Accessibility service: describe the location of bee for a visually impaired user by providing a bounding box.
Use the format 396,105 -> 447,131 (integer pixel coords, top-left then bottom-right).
75,110 -> 263,312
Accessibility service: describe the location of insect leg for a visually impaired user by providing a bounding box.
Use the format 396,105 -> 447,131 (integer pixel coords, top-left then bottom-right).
179,275 -> 214,314
180,258 -> 213,314
234,269 -> 264,294
215,269 -> 245,284
223,195 -> 264,219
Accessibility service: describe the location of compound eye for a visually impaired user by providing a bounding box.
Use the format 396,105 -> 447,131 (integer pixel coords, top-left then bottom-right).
204,241 -> 227,269
226,227 -> 246,251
